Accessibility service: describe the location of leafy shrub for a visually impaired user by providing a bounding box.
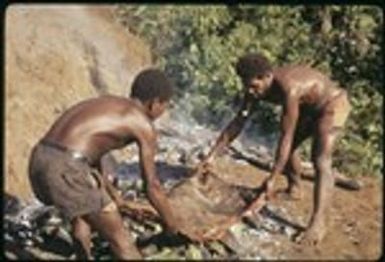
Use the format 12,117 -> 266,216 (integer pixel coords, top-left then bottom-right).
115,5 -> 382,176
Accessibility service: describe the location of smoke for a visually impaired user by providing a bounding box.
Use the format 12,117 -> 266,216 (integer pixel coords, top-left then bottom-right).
166,93 -> 278,156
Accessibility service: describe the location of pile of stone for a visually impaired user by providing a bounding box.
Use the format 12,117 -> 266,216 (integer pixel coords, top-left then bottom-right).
4,193 -> 299,260
4,107 -> 301,260
4,197 -> 74,260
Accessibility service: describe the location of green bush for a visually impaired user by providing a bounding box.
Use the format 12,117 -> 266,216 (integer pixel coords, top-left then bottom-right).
115,5 -> 382,177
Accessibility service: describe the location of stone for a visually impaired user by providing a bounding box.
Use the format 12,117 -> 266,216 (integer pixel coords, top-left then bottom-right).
185,244 -> 203,259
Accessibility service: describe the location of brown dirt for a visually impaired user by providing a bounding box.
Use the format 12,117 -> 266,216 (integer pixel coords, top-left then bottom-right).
5,5 -> 152,200
211,156 -> 383,260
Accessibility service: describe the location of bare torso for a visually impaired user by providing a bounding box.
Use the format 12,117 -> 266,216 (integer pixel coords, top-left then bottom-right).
44,95 -> 153,164
264,65 -> 343,109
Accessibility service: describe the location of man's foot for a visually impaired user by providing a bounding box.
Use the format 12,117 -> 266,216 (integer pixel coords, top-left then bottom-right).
266,188 -> 277,201
294,224 -> 326,246
262,177 -> 277,201
275,184 -> 303,201
286,183 -> 303,200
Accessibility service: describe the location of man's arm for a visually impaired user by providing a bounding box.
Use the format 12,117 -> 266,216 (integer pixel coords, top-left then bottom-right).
100,154 -> 119,184
94,154 -> 124,206
265,91 -> 299,192
138,129 -> 179,233
203,92 -> 254,164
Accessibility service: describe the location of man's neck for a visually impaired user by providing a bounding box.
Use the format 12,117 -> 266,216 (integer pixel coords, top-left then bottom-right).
132,98 -> 153,119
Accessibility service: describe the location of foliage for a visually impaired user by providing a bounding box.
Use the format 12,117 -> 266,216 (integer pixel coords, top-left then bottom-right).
115,5 -> 382,176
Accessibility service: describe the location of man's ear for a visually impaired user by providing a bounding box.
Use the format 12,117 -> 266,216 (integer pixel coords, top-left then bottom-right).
149,98 -> 161,111
265,72 -> 274,85
266,72 -> 273,81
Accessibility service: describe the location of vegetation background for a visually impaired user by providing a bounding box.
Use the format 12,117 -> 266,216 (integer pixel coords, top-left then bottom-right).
114,5 -> 383,177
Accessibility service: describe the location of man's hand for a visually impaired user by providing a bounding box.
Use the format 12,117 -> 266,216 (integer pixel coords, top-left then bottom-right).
193,159 -> 213,176
111,193 -> 126,208
100,173 -> 126,207
163,213 -> 183,235
262,173 -> 277,200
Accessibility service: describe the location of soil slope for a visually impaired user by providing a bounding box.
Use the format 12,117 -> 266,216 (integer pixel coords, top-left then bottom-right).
5,5 -> 152,200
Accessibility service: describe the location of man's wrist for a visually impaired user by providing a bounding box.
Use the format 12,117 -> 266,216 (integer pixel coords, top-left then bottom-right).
205,154 -> 214,164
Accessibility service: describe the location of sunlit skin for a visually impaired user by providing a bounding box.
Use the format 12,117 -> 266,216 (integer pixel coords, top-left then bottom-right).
201,64 -> 350,246
41,95 -> 178,259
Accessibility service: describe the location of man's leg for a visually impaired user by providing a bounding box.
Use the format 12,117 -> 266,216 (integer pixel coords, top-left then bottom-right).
82,204 -> 142,259
297,114 -> 338,245
72,217 -> 92,259
284,150 -> 304,200
284,123 -> 312,200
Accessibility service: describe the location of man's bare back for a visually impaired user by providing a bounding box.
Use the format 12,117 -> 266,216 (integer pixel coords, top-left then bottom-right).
44,95 -> 154,165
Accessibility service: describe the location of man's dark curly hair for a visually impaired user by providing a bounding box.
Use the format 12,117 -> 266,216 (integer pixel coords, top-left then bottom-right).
235,53 -> 272,81
130,69 -> 173,103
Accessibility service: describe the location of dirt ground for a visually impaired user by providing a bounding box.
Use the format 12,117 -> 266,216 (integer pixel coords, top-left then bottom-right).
3,153 -> 382,260
212,156 -> 383,260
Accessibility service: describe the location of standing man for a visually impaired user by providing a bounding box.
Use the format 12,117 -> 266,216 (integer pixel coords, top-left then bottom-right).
199,53 -> 351,245
29,69 -> 180,259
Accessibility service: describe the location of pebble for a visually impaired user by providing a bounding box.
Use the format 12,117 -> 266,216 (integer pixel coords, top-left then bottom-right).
53,226 -> 73,245
186,244 -> 203,259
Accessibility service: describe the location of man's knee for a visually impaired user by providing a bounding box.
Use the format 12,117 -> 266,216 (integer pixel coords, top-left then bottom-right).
313,155 -> 335,186
108,230 -> 141,258
90,211 -> 130,245
291,150 -> 303,169
314,154 -> 332,170
72,218 -> 91,243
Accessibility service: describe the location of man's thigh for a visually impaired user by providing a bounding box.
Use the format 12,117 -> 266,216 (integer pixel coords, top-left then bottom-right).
311,111 -> 340,161
83,208 -> 126,240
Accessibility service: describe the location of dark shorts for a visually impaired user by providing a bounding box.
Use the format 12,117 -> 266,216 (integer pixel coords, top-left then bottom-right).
28,141 -> 112,221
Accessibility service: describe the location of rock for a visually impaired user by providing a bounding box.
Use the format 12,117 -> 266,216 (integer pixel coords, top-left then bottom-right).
122,190 -> 137,201
199,244 -> 212,259
147,247 -> 180,260
4,251 -> 18,260
280,225 -> 296,238
207,241 -> 228,256
4,193 -> 24,215
185,244 -> 203,259
247,227 -> 270,239
141,244 -> 158,256
54,227 -> 74,245
229,223 -> 247,237
24,240 -> 34,247
46,215 -> 63,227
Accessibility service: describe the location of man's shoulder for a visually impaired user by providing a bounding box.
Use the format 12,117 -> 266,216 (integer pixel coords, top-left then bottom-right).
275,64 -> 328,86
94,96 -> 152,127
125,104 -> 154,133
95,95 -> 141,113
98,94 -> 131,104
274,64 -> 316,75
79,95 -> 131,108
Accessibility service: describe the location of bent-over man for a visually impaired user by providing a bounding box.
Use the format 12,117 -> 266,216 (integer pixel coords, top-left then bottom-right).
200,53 -> 351,245
29,69 -> 180,259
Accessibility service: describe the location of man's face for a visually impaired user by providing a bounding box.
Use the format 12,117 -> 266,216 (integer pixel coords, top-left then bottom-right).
244,73 -> 273,98
150,99 -> 169,120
